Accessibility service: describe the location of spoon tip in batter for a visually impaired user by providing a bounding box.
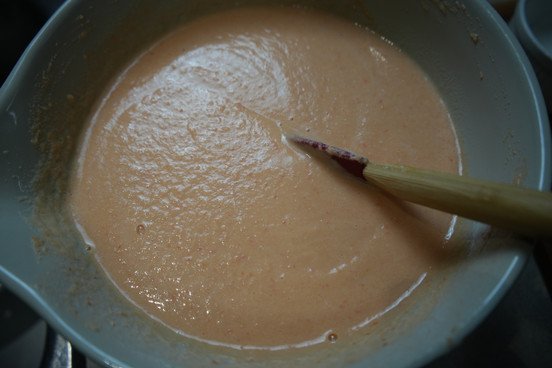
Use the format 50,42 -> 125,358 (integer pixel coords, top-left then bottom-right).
286,133 -> 369,180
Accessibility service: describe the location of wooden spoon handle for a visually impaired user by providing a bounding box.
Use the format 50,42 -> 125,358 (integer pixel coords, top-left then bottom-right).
363,163 -> 552,238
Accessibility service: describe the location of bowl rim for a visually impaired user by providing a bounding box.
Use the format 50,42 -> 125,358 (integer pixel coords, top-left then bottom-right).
511,0 -> 552,69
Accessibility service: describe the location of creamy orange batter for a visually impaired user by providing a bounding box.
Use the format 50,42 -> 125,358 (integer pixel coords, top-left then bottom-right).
69,6 -> 460,349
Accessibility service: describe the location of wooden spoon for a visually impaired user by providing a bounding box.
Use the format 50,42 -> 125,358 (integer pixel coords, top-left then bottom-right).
287,133 -> 552,238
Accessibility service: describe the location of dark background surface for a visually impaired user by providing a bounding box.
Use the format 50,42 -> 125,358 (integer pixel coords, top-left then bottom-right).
1,1 -> 551,367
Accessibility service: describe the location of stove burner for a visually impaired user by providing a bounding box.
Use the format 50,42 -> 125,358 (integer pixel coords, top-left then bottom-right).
40,327 -> 85,368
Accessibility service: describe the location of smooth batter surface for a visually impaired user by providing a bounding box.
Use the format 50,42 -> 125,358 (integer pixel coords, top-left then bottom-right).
70,7 -> 460,349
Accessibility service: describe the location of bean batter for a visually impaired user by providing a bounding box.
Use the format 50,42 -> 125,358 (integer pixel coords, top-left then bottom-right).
70,6 -> 460,349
